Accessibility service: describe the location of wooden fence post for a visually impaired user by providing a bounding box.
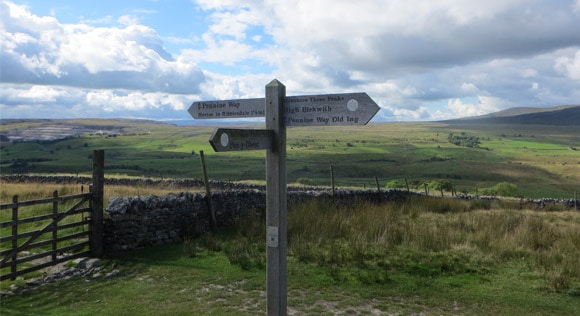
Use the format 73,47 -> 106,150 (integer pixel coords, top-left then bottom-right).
330,165 -> 335,198
90,150 -> 104,258
199,150 -> 217,232
11,195 -> 18,280
52,190 -> 58,261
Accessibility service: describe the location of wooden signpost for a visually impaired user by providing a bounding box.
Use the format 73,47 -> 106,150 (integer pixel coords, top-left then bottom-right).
188,79 -> 379,315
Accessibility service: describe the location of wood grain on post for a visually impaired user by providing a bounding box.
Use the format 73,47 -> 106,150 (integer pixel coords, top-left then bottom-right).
199,150 -> 216,232
330,165 -> 335,198
265,79 -> 287,315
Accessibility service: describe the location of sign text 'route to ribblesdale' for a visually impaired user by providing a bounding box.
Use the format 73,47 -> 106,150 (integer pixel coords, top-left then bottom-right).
189,92 -> 379,126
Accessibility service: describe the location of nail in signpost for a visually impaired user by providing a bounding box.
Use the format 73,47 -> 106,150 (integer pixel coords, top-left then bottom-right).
188,80 -> 379,316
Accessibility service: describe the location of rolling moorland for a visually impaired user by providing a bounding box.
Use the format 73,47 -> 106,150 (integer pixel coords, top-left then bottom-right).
1,105 -> 579,315
0,105 -> 579,199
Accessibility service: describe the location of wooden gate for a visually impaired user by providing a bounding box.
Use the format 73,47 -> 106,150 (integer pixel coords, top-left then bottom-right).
0,150 -> 104,281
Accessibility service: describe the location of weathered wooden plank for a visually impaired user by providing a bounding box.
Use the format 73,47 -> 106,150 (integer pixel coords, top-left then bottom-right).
0,249 -> 89,282
0,193 -> 91,210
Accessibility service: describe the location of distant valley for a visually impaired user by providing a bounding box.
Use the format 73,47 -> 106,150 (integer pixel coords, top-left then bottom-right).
1,105 -> 578,143
1,105 -> 579,199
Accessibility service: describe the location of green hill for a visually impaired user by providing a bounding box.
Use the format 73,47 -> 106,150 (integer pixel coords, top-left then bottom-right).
445,105 -> 580,126
1,106 -> 579,198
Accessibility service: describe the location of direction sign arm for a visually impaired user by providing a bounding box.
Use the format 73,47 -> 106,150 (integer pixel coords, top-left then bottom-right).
209,128 -> 273,152
188,98 -> 265,119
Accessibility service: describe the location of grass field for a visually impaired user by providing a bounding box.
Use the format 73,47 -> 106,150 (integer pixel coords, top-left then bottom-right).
1,119 -> 579,198
1,195 -> 579,315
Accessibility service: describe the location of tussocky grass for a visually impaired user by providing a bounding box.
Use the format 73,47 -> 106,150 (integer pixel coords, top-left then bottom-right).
4,195 -> 579,315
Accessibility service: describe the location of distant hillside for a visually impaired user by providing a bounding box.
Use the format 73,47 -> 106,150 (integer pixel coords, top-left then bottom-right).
444,105 -> 580,126
0,118 -> 172,143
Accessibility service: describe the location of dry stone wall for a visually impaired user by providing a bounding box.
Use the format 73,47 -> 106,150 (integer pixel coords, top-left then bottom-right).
2,175 -> 577,253
103,189 -> 413,253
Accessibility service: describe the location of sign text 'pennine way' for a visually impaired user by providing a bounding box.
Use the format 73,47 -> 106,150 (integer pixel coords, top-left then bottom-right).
188,92 -> 379,126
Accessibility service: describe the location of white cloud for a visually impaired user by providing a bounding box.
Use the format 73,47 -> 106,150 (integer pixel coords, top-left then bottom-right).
445,96 -> 505,118
182,34 -> 254,65
555,50 -> 580,80
208,10 -> 260,40
80,15 -> 113,25
85,90 -> 186,112
0,83 -> 193,119
258,0 -> 580,75
1,0 -> 580,121
194,0 -> 246,11
0,1 -> 204,94
461,83 -> 479,94
18,85 -> 68,102
200,72 -> 271,100
118,15 -> 140,26
392,106 -> 432,120
191,0 -> 580,107
1,85 -> 68,103
521,69 -> 538,78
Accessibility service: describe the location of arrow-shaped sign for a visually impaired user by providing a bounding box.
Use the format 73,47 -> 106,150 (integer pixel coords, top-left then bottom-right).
209,128 -> 273,152
189,98 -> 264,119
188,92 -> 380,126
284,92 -> 378,126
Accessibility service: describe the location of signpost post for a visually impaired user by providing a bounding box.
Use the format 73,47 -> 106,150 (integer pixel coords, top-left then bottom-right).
188,79 -> 379,315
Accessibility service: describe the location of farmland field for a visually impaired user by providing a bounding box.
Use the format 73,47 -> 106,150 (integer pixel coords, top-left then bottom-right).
1,118 -> 579,198
1,115 -> 579,314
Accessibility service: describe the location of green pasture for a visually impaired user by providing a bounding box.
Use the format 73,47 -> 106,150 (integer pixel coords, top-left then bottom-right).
1,120 -> 578,198
2,196 -> 579,315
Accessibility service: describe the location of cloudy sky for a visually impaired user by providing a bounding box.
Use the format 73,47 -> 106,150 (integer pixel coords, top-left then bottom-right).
1,0 -> 580,123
